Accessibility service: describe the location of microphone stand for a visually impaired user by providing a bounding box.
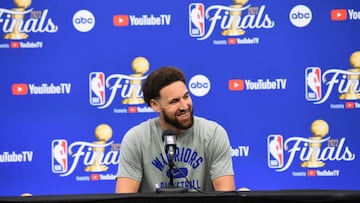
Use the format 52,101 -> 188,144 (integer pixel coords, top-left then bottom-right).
169,159 -> 175,186
156,157 -> 188,193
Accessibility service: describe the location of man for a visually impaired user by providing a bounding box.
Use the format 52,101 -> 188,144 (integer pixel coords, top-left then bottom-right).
115,66 -> 235,193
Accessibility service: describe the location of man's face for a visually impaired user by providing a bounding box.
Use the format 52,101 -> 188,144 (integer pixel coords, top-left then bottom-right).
155,81 -> 194,130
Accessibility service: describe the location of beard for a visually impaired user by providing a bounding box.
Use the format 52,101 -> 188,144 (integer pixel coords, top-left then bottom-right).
162,107 -> 194,130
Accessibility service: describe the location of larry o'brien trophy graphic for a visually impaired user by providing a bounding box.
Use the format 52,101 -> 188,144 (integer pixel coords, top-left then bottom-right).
85,124 -> 113,172
339,51 -> 360,100
301,119 -> 329,168
222,0 -> 248,36
4,0 -> 32,40
122,56 -> 150,104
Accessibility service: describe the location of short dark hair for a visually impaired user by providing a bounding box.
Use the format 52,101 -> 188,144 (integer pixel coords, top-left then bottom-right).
142,66 -> 186,106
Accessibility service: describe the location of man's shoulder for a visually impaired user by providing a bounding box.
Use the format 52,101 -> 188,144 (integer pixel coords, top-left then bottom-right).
193,116 -> 227,136
124,117 -> 159,138
193,116 -> 229,143
194,116 -> 222,128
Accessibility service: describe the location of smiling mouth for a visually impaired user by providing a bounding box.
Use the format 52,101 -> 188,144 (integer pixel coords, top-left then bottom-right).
177,110 -> 189,117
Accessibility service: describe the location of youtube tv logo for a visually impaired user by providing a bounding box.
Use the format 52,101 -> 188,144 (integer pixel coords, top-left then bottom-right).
10,42 -> 20,48
12,83 -> 28,95
90,174 -> 100,181
307,169 -> 317,177
345,102 -> 355,109
113,15 -> 129,26
331,9 -> 347,21
227,38 -> 237,45
128,106 -> 137,113
228,79 -> 244,91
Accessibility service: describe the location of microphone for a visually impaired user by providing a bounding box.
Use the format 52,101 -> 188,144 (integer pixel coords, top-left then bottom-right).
162,130 -> 177,160
157,130 -> 188,193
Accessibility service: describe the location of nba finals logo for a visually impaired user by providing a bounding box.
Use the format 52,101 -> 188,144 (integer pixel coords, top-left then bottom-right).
267,119 -> 355,172
1,0 -> 58,40
305,51 -> 360,104
89,56 -> 149,109
188,1 -> 275,40
51,124 -> 121,177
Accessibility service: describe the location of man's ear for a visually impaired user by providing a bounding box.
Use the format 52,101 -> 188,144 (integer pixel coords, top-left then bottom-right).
150,99 -> 160,113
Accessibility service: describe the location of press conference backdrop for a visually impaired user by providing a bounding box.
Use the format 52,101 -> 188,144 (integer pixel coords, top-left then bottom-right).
0,0 -> 359,196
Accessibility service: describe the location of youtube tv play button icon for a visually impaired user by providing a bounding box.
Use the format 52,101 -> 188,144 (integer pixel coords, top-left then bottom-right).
331,9 -> 347,21
113,15 -> 129,26
12,83 -> 28,95
228,79 -> 244,91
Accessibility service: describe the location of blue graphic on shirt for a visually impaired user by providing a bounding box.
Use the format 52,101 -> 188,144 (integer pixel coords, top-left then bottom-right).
166,167 -> 188,178
151,147 -> 203,172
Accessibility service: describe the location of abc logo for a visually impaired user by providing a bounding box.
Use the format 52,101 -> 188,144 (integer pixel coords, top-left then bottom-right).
289,5 -> 312,27
73,10 -> 95,32
188,75 -> 211,97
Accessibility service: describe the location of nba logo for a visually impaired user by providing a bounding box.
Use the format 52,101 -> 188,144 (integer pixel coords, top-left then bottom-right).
305,67 -> 322,101
89,72 -> 106,105
189,3 -> 205,37
51,139 -> 68,173
267,135 -> 284,168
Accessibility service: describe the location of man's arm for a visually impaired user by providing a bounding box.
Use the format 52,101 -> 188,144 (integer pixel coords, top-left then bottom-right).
115,177 -> 140,193
212,175 -> 235,191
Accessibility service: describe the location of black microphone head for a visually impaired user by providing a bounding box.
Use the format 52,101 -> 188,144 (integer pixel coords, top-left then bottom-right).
162,129 -> 176,135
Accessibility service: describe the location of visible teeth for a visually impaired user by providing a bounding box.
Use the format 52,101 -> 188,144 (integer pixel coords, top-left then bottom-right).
178,111 -> 187,116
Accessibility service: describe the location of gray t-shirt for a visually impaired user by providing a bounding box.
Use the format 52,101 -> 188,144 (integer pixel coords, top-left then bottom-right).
116,116 -> 234,192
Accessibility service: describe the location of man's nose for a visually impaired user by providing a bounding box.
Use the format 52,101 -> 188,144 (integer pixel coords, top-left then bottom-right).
178,99 -> 189,109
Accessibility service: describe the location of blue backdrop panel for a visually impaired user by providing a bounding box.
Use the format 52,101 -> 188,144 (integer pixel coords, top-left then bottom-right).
0,0 -> 359,196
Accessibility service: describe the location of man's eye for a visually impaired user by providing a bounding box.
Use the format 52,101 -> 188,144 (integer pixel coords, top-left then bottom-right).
184,94 -> 190,99
170,100 -> 178,104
